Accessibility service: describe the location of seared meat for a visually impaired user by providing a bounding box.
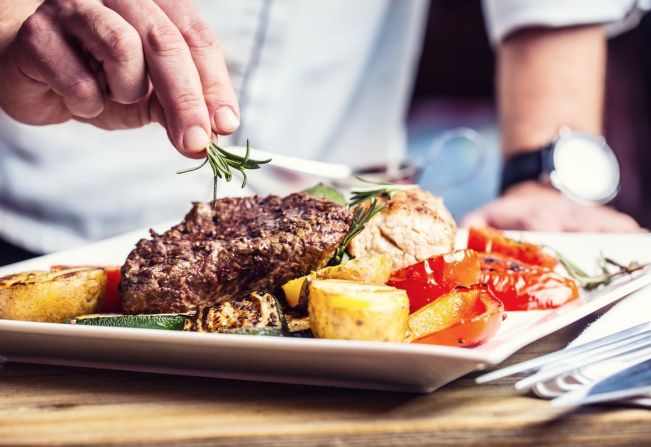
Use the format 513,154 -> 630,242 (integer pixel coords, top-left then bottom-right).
347,187 -> 456,270
121,193 -> 352,314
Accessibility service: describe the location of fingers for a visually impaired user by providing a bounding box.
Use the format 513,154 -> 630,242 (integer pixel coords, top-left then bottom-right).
55,2 -> 148,105
459,211 -> 488,229
15,12 -> 104,119
583,208 -> 643,233
155,0 -> 240,135
104,0 -> 211,156
463,180 -> 644,233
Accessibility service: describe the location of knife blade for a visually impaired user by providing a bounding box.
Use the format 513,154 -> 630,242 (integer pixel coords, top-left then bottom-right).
224,146 -> 353,180
551,357 -> 651,407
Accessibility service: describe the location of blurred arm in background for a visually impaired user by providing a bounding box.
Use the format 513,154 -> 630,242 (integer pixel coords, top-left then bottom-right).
463,1 -> 645,231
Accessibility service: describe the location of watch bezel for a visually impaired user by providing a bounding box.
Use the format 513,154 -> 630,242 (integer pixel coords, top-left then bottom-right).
548,130 -> 620,205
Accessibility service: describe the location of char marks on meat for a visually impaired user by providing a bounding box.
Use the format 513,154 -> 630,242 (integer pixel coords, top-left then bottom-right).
121,193 -> 353,314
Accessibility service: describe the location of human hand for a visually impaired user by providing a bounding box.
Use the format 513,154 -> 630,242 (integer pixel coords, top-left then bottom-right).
0,0 -> 238,158
461,181 -> 644,232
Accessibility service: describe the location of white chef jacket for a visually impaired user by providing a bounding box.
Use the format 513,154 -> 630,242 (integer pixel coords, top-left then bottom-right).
0,0 -> 646,253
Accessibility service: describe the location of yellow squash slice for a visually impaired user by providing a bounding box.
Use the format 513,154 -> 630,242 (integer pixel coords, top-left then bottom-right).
282,254 -> 392,308
308,279 -> 409,342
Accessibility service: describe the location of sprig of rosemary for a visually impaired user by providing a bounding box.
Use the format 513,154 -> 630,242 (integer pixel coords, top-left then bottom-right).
555,250 -> 650,290
349,181 -> 416,207
329,179 -> 416,265
331,197 -> 385,265
176,139 -> 271,202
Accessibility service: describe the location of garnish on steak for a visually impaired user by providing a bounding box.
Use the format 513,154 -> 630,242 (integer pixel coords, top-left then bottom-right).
120,193 -> 353,314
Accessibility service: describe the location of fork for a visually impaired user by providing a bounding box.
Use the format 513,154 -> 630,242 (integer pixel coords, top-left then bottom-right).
475,321 -> 651,391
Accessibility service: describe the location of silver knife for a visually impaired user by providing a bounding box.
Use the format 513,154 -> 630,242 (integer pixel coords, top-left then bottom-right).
551,357 -> 651,407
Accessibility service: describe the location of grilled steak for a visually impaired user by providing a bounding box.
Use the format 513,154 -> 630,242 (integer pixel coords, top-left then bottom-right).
121,193 -> 353,314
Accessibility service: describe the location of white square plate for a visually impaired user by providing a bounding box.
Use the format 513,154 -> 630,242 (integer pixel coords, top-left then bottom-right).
1,228 -> 650,393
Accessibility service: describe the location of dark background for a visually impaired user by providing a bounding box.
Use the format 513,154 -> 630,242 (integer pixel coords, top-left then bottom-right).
409,1 -> 651,228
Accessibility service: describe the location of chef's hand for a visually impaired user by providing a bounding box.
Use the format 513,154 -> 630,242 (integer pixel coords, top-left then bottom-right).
461,181 -> 644,232
0,0 -> 238,158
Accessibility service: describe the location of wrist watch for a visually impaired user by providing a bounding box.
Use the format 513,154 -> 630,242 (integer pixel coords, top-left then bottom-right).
500,128 -> 620,205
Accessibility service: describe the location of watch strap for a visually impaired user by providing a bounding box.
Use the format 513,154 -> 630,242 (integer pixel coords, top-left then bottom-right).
500,143 -> 554,194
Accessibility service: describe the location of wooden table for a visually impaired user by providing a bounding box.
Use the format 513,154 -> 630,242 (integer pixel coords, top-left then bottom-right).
2,312 -> 650,447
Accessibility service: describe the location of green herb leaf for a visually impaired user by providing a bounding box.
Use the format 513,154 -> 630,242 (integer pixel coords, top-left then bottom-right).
554,249 -> 650,290
349,181 -> 416,207
302,183 -> 347,206
330,197 -> 386,265
177,139 -> 271,203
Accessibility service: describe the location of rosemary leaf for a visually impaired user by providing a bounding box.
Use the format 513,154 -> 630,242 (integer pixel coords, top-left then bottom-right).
330,197 -> 386,266
555,249 -> 650,290
176,138 -> 271,202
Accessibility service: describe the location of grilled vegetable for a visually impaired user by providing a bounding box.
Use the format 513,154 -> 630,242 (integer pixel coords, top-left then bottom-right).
468,226 -> 557,269
308,279 -> 409,342
0,268 -> 105,323
51,265 -> 123,313
71,313 -> 188,330
282,254 -> 392,309
409,285 -> 504,347
286,314 -> 313,338
479,253 -> 579,311
183,291 -> 287,336
101,266 -> 123,313
388,249 -> 480,313
225,327 -> 285,336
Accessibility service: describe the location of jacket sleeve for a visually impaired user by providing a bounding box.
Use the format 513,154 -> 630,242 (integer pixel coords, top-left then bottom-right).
482,0 -> 649,44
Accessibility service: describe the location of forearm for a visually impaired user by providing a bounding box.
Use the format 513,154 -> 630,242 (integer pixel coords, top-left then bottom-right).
497,25 -> 606,158
0,1 -> 41,53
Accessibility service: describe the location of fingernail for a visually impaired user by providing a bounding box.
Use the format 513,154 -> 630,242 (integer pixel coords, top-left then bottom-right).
183,126 -> 210,152
215,107 -> 240,134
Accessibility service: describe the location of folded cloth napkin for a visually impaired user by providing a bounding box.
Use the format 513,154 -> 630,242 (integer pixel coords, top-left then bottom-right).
534,285 -> 651,406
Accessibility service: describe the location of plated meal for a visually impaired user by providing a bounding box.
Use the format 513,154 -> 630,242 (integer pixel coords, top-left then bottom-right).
1,181 -> 639,349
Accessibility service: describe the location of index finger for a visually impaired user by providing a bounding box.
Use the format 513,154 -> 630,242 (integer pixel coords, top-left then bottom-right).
104,0 -> 210,156
155,0 -> 240,135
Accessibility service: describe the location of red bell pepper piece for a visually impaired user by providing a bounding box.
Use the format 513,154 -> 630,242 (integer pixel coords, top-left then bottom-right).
468,226 -> 557,269
101,265 -> 123,313
479,253 -> 579,311
409,284 -> 504,347
388,250 -> 480,313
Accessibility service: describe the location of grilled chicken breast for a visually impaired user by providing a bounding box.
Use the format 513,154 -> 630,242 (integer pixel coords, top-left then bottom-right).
347,187 -> 456,270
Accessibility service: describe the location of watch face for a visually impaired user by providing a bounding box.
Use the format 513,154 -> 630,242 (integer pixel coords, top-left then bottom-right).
550,132 -> 620,204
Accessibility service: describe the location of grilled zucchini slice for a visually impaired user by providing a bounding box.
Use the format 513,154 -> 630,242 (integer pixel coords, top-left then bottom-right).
0,268 -> 105,322
72,313 -> 189,330
183,291 -> 287,336
286,314 -> 313,338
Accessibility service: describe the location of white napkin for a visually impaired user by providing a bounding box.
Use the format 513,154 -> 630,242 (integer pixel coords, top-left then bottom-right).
533,285 -> 651,406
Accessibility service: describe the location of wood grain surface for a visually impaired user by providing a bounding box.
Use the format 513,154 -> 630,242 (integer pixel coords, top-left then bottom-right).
2,311 -> 650,447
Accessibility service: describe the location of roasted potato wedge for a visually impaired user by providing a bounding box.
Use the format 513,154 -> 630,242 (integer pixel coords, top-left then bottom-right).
0,268 -> 105,322
308,279 -> 409,342
282,254 -> 393,308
